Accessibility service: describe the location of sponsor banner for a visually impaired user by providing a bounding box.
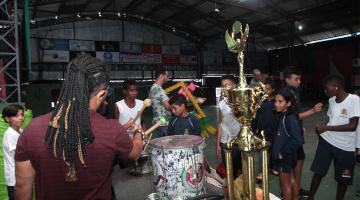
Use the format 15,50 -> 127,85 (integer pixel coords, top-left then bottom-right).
70,51 -> 96,60
39,38 -> 69,50
162,54 -> 180,64
41,50 -> 70,63
96,52 -> 120,63
162,45 -> 180,55
69,40 -> 95,51
180,56 -> 197,64
95,41 -> 119,52
180,45 -> 196,55
142,44 -> 161,54
120,53 -> 143,63
142,53 -> 161,63
120,42 -> 142,54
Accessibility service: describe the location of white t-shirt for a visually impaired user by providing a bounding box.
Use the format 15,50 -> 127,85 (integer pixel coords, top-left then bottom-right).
2,127 -> 22,186
218,100 -> 241,144
116,99 -> 143,136
356,95 -> 360,148
356,123 -> 360,148
321,94 -> 360,151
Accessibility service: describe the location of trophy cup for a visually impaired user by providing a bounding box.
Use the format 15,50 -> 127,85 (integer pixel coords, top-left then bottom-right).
222,21 -> 269,200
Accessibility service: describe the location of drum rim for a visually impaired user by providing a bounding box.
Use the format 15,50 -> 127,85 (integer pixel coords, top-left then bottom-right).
148,135 -> 204,149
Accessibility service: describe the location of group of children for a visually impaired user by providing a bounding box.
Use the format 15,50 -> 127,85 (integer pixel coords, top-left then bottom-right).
2,65 -> 360,200
217,66 -> 360,200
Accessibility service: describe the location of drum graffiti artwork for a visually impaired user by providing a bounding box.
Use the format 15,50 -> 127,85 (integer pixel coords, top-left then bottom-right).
149,135 -> 206,199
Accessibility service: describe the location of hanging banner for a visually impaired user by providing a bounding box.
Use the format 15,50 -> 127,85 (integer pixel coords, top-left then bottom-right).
142,44 -> 161,54
162,55 -> 180,64
142,53 -> 161,64
70,51 -> 96,60
95,41 -> 119,52
39,39 -> 70,63
95,41 -> 120,63
180,56 -> 197,64
120,42 -> 142,54
41,50 -> 70,63
162,45 -> 180,55
96,52 -> 120,63
120,54 -> 143,63
39,38 -> 69,50
69,40 -> 95,51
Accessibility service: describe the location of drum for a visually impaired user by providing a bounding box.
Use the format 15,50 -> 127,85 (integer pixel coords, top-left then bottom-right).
149,135 -> 206,199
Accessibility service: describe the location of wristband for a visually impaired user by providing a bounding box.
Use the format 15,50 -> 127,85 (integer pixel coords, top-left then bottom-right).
134,129 -> 144,140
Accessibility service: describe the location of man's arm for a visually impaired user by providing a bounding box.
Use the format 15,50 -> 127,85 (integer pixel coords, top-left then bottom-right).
316,117 -> 359,134
163,99 -> 171,111
114,104 -> 120,120
15,160 -> 35,200
127,133 -> 143,160
216,109 -> 222,159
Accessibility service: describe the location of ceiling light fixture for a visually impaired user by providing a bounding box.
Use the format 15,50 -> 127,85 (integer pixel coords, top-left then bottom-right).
76,13 -> 81,18
172,27 -> 176,32
117,12 -> 121,17
30,19 -> 36,24
214,1 -> 220,12
98,11 -> 102,17
54,15 -> 58,20
298,25 -> 303,30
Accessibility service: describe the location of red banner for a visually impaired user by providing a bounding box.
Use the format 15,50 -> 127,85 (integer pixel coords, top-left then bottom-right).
162,54 -> 180,64
142,44 -> 161,54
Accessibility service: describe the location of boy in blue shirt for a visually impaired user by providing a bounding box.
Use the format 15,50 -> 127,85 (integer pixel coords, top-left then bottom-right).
167,94 -> 201,136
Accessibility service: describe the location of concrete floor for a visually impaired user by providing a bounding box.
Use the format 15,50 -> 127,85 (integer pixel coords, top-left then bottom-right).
112,105 -> 360,200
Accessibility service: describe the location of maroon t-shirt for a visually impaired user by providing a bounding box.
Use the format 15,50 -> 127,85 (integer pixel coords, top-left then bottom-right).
15,110 -> 133,200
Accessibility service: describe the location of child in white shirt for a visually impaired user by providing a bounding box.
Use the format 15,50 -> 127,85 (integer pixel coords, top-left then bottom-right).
2,104 -> 24,200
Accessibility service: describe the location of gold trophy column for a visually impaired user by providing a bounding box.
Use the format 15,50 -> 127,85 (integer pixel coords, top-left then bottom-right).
223,21 -> 270,200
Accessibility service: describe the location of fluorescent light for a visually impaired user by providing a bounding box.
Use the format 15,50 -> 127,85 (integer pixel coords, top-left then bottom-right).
305,33 -> 360,45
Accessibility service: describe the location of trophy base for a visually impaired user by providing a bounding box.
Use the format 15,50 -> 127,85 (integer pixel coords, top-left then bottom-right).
233,125 -> 268,152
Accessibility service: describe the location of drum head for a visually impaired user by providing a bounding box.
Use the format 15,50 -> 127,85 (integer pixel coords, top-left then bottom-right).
149,135 -> 203,149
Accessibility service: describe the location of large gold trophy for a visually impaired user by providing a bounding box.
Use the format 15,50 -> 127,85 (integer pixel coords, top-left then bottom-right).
222,21 -> 269,200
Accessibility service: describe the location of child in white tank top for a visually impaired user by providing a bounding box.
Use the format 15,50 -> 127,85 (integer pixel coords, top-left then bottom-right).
114,80 -> 144,137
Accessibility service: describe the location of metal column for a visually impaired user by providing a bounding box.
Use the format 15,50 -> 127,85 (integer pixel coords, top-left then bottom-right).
0,0 -> 21,103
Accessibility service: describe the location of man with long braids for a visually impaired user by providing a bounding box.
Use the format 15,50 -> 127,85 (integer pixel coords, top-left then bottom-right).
14,55 -> 144,200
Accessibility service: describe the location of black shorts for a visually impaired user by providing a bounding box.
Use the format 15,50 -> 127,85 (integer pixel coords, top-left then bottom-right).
296,145 -> 305,160
273,154 -> 297,173
311,136 -> 356,185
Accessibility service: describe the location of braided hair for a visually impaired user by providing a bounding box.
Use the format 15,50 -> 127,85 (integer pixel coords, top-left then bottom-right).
45,55 -> 110,182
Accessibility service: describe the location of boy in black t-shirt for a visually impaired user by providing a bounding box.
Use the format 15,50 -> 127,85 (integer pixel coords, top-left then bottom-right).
282,66 -> 323,197
167,94 -> 201,136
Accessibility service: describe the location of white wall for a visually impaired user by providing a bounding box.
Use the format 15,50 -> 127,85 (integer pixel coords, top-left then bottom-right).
30,20 -> 189,45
